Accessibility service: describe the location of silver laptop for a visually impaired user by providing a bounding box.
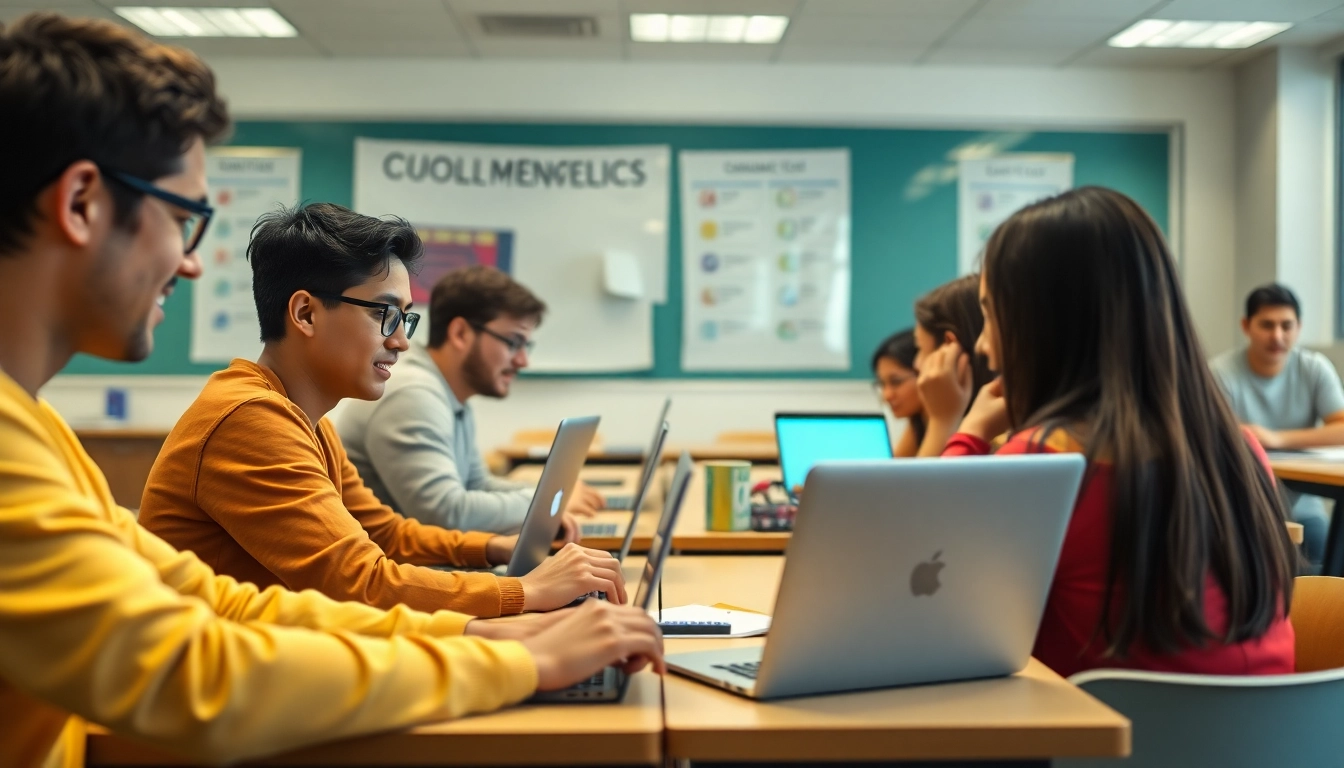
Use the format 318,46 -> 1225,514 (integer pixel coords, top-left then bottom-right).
532,451 -> 694,702
505,415 -> 601,578
581,420 -> 670,551
667,454 -> 1086,700
586,398 -> 672,509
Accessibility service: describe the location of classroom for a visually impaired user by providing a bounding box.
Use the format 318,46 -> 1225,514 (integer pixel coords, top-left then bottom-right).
3,0 -> 1344,766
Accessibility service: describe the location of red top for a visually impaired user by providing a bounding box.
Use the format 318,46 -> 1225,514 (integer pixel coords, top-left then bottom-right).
944,428 -> 1295,678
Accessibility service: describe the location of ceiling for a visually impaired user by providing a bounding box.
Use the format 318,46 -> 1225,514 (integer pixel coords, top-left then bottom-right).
3,0 -> 1344,69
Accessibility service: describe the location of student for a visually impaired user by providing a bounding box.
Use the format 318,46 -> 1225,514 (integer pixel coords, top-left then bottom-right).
870,329 -> 926,458
912,274 -> 995,456
140,204 -> 623,618
1210,283 -> 1344,564
0,13 -> 661,768
919,186 -> 1295,677
336,266 -> 606,534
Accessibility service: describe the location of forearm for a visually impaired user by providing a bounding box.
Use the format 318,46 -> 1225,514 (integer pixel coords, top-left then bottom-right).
1278,422 -> 1344,449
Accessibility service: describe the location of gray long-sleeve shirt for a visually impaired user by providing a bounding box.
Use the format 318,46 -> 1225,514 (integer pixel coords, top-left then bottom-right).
335,344 -> 532,534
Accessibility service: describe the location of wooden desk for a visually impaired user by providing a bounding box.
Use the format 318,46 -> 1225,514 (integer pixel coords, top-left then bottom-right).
495,442 -> 780,471
1272,459 -> 1344,576
656,555 -> 1130,766
87,673 -> 664,766
73,428 -> 169,509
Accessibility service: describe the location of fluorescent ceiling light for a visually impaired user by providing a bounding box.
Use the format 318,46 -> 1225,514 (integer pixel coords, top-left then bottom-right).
1108,18 -> 1290,49
114,6 -> 298,38
630,13 -> 788,44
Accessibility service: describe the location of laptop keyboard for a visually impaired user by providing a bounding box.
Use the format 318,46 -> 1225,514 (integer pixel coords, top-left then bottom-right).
712,661 -> 761,680
581,522 -> 620,537
605,495 -> 632,510
572,670 -> 607,690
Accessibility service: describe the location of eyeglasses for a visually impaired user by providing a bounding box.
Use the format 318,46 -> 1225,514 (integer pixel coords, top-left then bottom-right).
470,323 -> 535,355
871,374 -> 915,397
102,168 -> 214,254
312,293 -> 420,339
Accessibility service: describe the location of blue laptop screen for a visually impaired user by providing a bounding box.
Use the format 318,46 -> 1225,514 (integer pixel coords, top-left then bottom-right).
775,415 -> 892,491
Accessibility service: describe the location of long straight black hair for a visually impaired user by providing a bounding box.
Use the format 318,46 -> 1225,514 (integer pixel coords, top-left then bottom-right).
983,186 -> 1295,657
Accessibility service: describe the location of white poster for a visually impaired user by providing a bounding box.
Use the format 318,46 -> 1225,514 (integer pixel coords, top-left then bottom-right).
191,147 -> 301,363
354,139 -> 670,372
680,149 -> 850,371
957,154 -> 1073,275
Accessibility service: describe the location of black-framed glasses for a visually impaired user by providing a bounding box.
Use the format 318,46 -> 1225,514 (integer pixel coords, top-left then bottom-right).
312,293 -> 420,339
470,323 -> 535,355
102,168 -> 214,254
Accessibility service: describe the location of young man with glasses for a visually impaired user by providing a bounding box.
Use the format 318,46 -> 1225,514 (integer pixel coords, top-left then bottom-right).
140,204 -> 626,619
0,14 -> 661,768
337,266 -> 608,533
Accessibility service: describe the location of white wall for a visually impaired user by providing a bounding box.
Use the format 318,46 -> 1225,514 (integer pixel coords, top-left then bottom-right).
46,57 -> 1242,449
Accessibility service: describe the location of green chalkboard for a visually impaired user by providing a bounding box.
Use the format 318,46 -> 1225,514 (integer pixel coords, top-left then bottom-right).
63,121 -> 1169,379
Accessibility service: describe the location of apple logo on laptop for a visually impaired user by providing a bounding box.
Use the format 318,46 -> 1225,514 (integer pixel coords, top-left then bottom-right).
910,551 -> 944,596
550,489 -> 564,517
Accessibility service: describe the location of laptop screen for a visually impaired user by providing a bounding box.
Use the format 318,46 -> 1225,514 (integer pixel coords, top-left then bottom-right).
774,413 -> 892,492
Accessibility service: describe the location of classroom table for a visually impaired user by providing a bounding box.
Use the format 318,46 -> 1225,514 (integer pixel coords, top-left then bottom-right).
495,441 -> 778,471
654,555 -> 1132,766
1271,458 -> 1344,576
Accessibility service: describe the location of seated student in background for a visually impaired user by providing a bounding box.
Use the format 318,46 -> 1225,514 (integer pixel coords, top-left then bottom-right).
911,274 -> 995,456
336,266 -> 606,535
870,329 -> 926,457
920,186 -> 1295,677
1210,283 -> 1344,565
140,204 -> 625,618
0,14 -> 661,768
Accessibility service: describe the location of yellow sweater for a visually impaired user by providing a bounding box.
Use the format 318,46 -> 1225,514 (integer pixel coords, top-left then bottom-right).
139,359 -> 525,617
0,369 -> 537,768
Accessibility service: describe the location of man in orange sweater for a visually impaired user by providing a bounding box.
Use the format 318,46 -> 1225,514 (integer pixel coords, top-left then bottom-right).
140,203 -> 626,617
0,13 -> 661,768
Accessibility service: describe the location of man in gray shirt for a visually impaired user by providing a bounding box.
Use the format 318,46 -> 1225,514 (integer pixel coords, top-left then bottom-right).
1210,283 -> 1344,563
336,266 -> 605,535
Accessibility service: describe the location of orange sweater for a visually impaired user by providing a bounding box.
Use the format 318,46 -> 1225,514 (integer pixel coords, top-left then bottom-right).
140,359 -> 525,617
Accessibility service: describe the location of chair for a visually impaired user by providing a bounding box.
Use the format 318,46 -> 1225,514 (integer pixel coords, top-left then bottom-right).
1291,575 -> 1344,672
1056,666 -> 1344,767
714,430 -> 775,444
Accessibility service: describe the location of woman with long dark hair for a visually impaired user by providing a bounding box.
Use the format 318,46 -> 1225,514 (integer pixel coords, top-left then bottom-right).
912,274 -> 995,456
920,186 -> 1296,675
871,329 -> 926,457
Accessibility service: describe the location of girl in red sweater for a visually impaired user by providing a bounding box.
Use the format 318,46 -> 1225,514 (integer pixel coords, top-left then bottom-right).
918,186 -> 1297,677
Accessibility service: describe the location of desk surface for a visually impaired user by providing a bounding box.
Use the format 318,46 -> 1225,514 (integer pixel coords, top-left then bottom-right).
496,441 -> 779,467
1270,457 -> 1344,487
655,555 -> 1131,763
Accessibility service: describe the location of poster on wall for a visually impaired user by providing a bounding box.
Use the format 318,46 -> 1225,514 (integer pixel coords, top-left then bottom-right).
190,147 -> 301,363
354,138 -> 669,372
957,153 -> 1073,275
679,149 -> 851,372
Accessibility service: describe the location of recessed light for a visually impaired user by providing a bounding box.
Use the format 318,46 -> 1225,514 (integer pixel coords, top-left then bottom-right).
1108,18 -> 1290,49
114,6 -> 298,38
630,13 -> 788,44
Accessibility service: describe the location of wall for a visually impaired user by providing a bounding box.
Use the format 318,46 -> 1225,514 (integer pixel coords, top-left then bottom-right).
43,57 -> 1239,450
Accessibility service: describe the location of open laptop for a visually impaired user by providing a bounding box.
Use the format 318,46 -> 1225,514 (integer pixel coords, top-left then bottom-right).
774,412 -> 893,495
504,415 -> 601,578
667,454 -> 1086,700
582,397 -> 672,539
532,451 -> 694,702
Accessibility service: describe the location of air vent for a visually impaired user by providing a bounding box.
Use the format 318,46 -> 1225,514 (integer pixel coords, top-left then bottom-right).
478,14 -> 599,38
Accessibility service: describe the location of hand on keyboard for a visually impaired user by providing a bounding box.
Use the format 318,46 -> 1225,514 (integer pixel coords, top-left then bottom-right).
522,600 -> 666,691
519,542 -> 627,611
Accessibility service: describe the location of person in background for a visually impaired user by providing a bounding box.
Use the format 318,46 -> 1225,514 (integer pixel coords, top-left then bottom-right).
920,186 -> 1295,677
871,328 -> 926,458
0,13 -> 662,768
336,265 -> 606,535
1210,283 -> 1344,565
912,274 -> 995,455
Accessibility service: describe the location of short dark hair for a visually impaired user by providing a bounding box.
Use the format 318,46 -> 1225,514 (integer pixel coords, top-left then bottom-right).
0,12 -> 230,256
914,274 -> 994,403
248,203 -> 423,342
428,266 -> 546,348
871,328 -> 917,372
1245,283 -> 1301,320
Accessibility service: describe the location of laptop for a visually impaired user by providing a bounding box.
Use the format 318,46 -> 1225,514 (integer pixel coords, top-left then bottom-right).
504,415 -> 601,579
667,454 -> 1086,700
592,398 -> 673,510
532,451 -> 695,702
774,412 -> 893,495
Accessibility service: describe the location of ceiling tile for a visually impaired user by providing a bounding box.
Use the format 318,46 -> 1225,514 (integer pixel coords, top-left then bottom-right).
776,43 -> 927,63
620,0 -> 799,13
272,2 -> 463,42
975,0 -> 1160,21
1270,19 -> 1344,44
945,17 -> 1121,48
1152,0 -> 1344,23
172,36 -> 324,56
473,39 -> 622,59
0,5 -> 115,20
786,15 -> 957,45
627,40 -> 777,61
923,45 -> 1079,66
795,0 -> 977,16
1069,45 -> 1239,69
317,38 -> 472,56
457,11 -> 622,41
447,0 -> 619,12
267,0 -> 445,10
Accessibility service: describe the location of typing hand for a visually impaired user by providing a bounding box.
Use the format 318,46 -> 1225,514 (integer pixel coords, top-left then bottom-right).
484,534 -> 518,566
556,511 -> 583,544
519,542 -> 627,611
568,481 -> 607,516
522,600 -> 665,690
1246,424 -> 1286,450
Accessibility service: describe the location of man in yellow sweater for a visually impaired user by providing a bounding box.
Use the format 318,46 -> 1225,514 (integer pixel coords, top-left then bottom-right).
139,202 -> 627,616
0,13 -> 663,768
